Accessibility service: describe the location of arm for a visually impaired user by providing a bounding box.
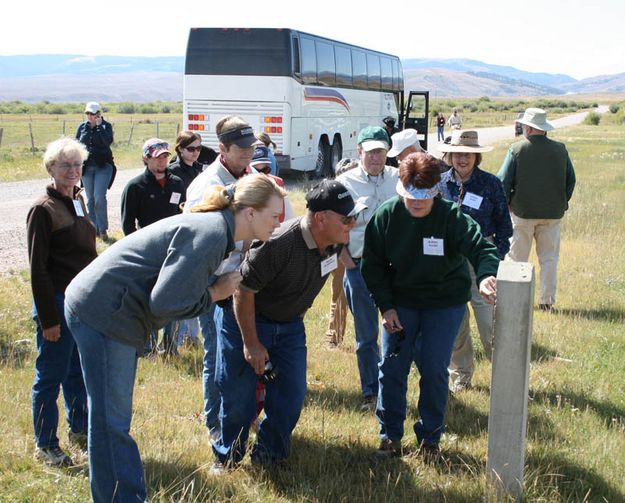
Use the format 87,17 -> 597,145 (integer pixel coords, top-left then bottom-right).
27,205 -> 61,339
491,178 -> 513,258
339,246 -> 356,269
565,155 -> 576,202
497,149 -> 517,203
234,288 -> 268,375
120,183 -> 138,235
93,119 -> 114,147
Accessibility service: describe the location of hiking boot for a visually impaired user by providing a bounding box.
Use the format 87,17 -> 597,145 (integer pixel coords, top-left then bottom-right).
208,460 -> 226,476
360,395 -> 377,411
417,442 -> 441,464
375,438 -> 403,458
539,304 -> 553,312
35,446 -> 73,467
68,429 -> 88,451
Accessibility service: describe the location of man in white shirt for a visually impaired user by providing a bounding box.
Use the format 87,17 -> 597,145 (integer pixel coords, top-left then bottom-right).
336,126 -> 399,410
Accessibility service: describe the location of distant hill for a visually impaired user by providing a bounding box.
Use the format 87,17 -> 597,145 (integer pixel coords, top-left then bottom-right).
0,54 -> 623,101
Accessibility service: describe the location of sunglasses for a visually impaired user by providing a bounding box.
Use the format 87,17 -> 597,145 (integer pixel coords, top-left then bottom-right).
184,145 -> 202,152
387,330 -> 406,358
337,214 -> 357,225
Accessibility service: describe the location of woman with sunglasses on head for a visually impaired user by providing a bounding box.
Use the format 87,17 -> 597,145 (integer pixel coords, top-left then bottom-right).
169,131 -> 204,189
361,151 -> 500,462
65,174 -> 286,503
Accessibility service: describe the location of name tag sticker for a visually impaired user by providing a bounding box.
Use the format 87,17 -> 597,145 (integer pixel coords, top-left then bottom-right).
170,192 -> 181,205
423,237 -> 444,256
73,200 -> 85,217
320,253 -> 338,276
462,192 -> 483,210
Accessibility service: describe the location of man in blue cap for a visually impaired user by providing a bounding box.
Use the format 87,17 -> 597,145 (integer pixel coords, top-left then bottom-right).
336,126 -> 399,411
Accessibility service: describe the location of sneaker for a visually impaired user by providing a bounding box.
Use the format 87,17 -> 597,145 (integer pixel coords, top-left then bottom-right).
375,438 -> 402,458
208,460 -> 226,476
360,395 -> 377,411
539,304 -> 553,312
449,377 -> 472,394
35,446 -> 73,467
67,429 -> 88,451
97,231 -> 109,242
417,442 -> 441,464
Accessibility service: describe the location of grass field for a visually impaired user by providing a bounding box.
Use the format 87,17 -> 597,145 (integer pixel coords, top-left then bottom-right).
0,122 -> 624,502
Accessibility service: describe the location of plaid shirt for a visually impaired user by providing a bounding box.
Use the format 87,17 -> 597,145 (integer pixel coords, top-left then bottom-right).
439,167 -> 512,258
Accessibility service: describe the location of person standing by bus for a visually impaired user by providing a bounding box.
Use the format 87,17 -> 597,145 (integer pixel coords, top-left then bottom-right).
75,102 -> 114,241
447,110 -> 462,130
436,112 -> 446,142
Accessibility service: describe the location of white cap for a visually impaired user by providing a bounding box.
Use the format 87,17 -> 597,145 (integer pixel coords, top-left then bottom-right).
84,102 -> 101,114
387,129 -> 423,158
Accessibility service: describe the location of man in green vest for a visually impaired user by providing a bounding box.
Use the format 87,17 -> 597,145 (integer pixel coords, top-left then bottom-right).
497,108 -> 576,312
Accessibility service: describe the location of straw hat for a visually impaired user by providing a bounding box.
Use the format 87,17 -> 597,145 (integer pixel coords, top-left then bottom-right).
439,130 -> 493,153
516,107 -> 554,132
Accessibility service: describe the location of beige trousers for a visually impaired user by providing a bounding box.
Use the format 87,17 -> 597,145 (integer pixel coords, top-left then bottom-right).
325,263 -> 347,346
449,263 -> 494,384
507,212 -> 561,305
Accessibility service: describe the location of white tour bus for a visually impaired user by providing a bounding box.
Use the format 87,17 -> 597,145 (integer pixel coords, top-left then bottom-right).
184,28 -> 428,176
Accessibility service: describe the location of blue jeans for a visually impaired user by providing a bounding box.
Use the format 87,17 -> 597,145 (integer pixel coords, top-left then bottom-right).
437,126 -> 445,142
199,303 -> 220,433
65,307 -> 146,503
32,293 -> 87,448
144,321 -> 177,355
213,307 -> 307,465
343,265 -> 380,398
81,163 -> 113,233
377,304 -> 466,446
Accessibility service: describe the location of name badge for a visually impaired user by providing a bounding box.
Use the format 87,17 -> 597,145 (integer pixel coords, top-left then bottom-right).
170,192 -> 181,205
423,237 -> 444,256
320,253 -> 338,276
462,192 -> 483,210
72,200 -> 85,217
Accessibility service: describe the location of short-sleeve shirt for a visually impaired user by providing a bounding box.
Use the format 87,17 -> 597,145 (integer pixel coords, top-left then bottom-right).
240,217 -> 342,322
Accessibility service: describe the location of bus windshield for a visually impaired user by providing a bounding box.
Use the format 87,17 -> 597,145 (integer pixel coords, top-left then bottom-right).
185,28 -> 292,76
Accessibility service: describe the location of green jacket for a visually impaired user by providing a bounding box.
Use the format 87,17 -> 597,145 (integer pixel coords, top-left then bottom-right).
497,134 -> 576,219
361,196 -> 500,313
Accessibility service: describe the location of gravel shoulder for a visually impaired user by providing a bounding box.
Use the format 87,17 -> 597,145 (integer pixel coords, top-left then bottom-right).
1,107 -> 607,275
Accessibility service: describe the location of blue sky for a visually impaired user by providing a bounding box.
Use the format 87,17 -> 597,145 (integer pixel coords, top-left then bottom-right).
2,0 -> 624,80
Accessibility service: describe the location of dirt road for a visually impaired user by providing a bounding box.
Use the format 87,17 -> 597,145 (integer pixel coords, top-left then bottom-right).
0,107 -> 607,275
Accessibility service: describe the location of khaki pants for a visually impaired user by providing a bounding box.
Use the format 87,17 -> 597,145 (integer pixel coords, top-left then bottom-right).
449,263 -> 494,384
507,212 -> 561,305
325,263 -> 347,346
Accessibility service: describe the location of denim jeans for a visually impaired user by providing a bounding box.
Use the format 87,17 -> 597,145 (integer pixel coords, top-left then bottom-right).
32,293 -> 87,448
81,163 -> 113,233
437,126 -> 445,142
199,303 -> 220,433
213,307 -> 307,464
343,264 -> 381,398
65,306 -> 146,503
377,304 -> 466,446
175,318 -> 200,346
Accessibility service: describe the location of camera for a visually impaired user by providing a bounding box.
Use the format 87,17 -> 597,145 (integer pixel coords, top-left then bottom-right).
258,361 -> 279,384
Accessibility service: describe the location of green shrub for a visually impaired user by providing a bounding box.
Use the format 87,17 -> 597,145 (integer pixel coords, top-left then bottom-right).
609,104 -> 620,114
118,102 -> 136,114
583,112 -> 601,126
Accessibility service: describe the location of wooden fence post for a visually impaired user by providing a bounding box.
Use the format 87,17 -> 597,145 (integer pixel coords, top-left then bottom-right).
486,261 -> 535,501
28,122 -> 36,154
127,120 -> 135,146
0,127 -> 3,148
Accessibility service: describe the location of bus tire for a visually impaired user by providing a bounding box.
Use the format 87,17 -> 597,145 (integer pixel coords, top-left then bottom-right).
314,138 -> 331,178
330,139 -> 342,177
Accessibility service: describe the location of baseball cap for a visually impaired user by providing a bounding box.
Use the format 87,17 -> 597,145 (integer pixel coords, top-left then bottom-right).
84,102 -> 101,114
383,116 -> 396,126
387,129 -> 423,157
396,180 -> 440,200
250,146 -> 271,167
306,179 -> 367,217
357,126 -> 390,152
217,125 -> 259,148
142,138 -> 170,158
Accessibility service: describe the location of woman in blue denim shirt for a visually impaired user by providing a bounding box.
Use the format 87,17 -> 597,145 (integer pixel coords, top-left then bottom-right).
438,130 -> 512,393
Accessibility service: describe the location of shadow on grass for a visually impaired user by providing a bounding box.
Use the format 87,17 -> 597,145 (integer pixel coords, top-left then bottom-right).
525,451 -> 625,501
530,342 -> 559,363
554,306 -> 625,323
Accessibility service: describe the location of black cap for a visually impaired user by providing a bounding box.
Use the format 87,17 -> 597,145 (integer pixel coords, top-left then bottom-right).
305,179 -> 367,217
383,116 -> 396,126
218,125 -> 258,148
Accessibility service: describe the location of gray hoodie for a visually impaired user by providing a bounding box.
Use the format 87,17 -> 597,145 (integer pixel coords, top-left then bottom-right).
65,210 -> 235,352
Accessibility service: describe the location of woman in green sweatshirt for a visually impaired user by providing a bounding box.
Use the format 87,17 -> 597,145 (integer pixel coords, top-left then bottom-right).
361,152 -> 499,462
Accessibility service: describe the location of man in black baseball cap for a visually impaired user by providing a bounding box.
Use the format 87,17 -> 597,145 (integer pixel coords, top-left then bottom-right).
212,179 -> 364,471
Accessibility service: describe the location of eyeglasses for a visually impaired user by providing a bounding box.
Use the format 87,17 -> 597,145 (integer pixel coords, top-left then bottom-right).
184,145 -> 202,152
387,330 -> 406,358
57,162 -> 83,170
338,215 -> 357,225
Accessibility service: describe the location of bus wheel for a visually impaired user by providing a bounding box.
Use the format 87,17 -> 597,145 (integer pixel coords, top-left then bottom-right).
314,139 -> 331,178
330,140 -> 342,177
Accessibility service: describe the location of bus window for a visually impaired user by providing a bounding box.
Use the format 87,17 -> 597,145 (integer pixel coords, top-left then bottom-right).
335,45 -> 352,87
292,36 -> 301,76
380,57 -> 393,91
300,37 -> 317,85
367,53 -> 381,90
316,41 -> 336,87
391,59 -> 400,91
352,50 -> 367,89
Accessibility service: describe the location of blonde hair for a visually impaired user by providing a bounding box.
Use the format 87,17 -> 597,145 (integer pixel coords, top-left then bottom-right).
189,174 -> 286,213
43,137 -> 88,170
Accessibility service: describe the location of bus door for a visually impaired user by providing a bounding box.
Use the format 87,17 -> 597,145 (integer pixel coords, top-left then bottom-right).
401,91 -> 429,150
